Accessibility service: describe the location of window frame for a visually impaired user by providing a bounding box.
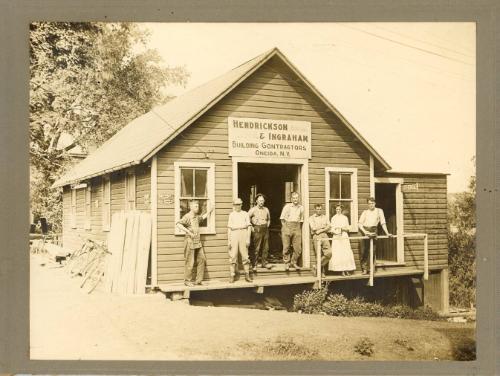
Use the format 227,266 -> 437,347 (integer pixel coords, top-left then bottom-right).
124,168 -> 136,210
102,175 -> 111,231
70,188 -> 77,229
174,161 -> 216,235
325,167 -> 358,232
84,183 -> 92,230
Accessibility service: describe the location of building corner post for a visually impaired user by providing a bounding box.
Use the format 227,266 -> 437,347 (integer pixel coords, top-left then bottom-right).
151,155 -> 158,288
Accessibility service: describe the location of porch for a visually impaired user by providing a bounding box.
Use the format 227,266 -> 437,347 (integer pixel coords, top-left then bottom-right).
158,233 -> 429,299
158,266 -> 425,298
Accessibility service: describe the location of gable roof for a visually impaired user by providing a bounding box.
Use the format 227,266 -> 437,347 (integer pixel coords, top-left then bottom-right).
53,48 -> 391,188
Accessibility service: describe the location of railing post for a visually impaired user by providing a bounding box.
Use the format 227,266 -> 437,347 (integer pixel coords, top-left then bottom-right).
423,234 -> 429,280
316,239 -> 322,286
369,238 -> 374,287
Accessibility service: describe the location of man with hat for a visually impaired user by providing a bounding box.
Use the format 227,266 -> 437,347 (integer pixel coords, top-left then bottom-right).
248,193 -> 272,271
358,196 -> 392,274
227,197 -> 253,283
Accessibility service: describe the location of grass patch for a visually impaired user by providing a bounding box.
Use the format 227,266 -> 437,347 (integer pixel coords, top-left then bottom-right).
354,337 -> 374,357
394,338 -> 415,351
262,337 -> 320,360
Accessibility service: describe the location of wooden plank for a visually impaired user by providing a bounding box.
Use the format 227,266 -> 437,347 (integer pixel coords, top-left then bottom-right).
135,212 -> 152,294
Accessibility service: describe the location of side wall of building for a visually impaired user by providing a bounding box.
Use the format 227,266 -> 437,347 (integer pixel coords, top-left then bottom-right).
377,173 -> 448,270
62,163 -> 151,251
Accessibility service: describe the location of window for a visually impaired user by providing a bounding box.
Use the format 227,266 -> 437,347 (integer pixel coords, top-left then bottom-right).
102,176 -> 111,231
84,184 -> 91,230
70,188 -> 77,228
125,169 -> 136,210
174,162 -> 215,234
325,167 -> 358,232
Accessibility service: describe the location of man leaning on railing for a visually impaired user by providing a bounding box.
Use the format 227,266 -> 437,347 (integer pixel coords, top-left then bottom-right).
358,197 -> 392,275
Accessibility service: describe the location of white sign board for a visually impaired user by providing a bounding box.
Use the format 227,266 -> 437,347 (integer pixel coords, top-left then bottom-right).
228,117 -> 312,159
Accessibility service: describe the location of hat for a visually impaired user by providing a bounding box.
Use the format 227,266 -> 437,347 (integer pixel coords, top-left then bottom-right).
233,197 -> 243,205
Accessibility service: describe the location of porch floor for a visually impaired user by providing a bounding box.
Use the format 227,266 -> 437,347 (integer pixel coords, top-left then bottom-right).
158,267 -> 424,293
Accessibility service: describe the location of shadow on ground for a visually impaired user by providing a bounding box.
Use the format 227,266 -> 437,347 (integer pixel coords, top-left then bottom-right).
434,326 -> 476,360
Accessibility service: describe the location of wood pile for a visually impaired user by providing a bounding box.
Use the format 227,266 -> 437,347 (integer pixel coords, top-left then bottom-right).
104,211 -> 152,295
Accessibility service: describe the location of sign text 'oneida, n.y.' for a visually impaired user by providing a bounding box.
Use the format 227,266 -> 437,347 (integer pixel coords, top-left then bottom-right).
227,117 -> 312,159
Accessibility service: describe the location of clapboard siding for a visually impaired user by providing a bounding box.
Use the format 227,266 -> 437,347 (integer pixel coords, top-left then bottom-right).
62,163 -> 151,252
111,171 -> 125,214
378,173 -> 448,270
62,178 -> 107,251
156,56 -> 372,284
136,163 -> 151,211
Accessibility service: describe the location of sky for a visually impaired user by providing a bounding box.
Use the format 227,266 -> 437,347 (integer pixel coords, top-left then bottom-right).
139,22 -> 475,193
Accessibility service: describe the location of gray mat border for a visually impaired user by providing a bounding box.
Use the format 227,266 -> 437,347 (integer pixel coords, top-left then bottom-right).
0,0 -> 497,374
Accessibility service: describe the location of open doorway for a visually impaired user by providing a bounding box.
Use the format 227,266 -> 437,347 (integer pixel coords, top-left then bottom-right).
375,181 -> 404,264
237,163 -> 301,265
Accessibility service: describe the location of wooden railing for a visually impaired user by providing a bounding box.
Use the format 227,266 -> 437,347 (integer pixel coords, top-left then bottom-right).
315,233 -> 428,287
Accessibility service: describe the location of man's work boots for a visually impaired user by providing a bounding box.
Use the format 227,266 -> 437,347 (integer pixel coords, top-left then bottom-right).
243,263 -> 253,283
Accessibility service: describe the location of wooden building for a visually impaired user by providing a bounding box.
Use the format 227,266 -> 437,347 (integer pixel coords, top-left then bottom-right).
54,48 -> 449,311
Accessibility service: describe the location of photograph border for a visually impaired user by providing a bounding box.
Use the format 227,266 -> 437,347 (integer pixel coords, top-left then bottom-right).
0,0 -> 497,374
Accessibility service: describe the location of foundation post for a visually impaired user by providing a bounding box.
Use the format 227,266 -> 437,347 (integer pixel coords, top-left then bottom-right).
441,268 -> 449,313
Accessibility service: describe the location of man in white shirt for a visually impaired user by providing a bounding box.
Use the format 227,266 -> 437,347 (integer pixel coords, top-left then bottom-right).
227,197 -> 252,283
309,203 -> 332,277
280,192 -> 304,270
358,197 -> 392,274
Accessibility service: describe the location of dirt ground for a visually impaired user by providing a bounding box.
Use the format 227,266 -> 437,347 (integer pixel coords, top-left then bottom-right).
30,254 -> 475,360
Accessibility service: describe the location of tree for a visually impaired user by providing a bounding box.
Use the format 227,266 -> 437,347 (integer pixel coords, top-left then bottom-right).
30,22 -> 189,231
447,157 -> 476,308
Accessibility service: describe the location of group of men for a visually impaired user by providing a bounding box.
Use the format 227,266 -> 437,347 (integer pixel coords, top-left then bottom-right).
176,193 -> 390,286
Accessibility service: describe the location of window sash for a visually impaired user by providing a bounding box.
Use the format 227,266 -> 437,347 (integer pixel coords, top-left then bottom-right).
174,162 -> 215,235
84,185 -> 91,230
70,188 -> 77,228
329,172 -> 352,200
102,176 -> 111,231
125,170 -> 136,210
325,167 -> 358,232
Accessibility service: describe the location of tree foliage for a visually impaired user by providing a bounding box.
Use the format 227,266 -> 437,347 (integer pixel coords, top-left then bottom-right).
30,22 -> 189,230
447,160 -> 476,308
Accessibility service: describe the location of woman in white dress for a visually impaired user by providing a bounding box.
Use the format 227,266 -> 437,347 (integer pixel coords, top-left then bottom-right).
329,205 -> 356,276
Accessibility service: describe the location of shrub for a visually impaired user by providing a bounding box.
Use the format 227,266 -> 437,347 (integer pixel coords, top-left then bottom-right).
295,291 -> 442,321
453,338 -> 476,361
354,337 -> 374,357
385,304 -> 413,319
292,287 -> 328,314
448,174 -> 476,308
448,230 -> 476,308
322,294 -> 350,316
412,305 -> 443,321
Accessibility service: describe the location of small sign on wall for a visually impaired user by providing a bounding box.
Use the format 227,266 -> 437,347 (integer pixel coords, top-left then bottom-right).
402,183 -> 419,192
160,193 -> 174,205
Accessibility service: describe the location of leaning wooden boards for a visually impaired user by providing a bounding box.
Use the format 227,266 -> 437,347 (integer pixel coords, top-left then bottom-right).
104,211 -> 152,294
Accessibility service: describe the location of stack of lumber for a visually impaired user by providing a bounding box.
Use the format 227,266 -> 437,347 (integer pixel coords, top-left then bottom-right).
104,211 -> 152,295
